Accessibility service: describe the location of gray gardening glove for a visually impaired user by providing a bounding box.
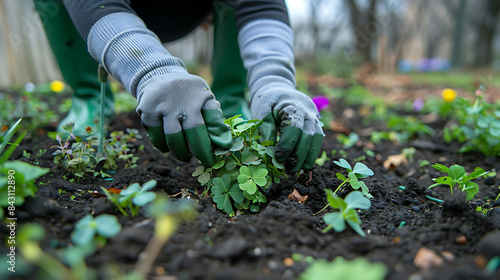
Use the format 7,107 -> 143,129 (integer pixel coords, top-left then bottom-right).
238,19 -> 324,173
87,12 -> 232,165
136,73 -> 233,165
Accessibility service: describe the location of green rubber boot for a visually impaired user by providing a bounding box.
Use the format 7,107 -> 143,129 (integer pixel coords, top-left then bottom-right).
211,5 -> 250,119
34,0 -> 114,137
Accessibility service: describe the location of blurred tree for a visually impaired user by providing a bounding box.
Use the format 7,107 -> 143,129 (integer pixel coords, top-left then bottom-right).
473,0 -> 500,67
346,0 -> 379,62
450,0 -> 466,68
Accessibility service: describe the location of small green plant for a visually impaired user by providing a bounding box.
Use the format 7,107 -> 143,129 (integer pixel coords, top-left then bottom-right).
53,124 -> 140,181
52,123 -> 101,180
386,115 -> 434,143
132,194 -> 197,279
9,223 -> 97,280
314,151 -> 330,166
70,214 -> 122,246
101,180 -> 157,216
0,85 -> 60,132
336,132 -> 359,148
102,129 -> 141,170
475,206 -> 491,215
0,119 -> 49,219
333,158 -> 374,198
192,116 -> 286,216
322,190 -> 371,236
299,256 -> 387,280
443,85 -> 500,156
428,163 -> 489,201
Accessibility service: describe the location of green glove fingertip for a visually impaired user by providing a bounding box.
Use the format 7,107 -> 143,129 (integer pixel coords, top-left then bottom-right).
185,125 -> 215,166
275,125 -> 301,163
302,133 -> 324,170
146,126 -> 169,153
203,109 -> 233,149
165,131 -> 191,162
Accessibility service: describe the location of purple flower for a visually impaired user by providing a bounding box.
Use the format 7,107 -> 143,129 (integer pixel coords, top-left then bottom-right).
413,98 -> 424,112
312,96 -> 330,112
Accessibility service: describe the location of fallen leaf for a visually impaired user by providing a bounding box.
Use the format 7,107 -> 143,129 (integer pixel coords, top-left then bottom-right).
329,121 -> 350,134
383,154 -> 408,170
392,236 -> 401,244
475,255 -> 488,268
455,235 -> 466,245
283,257 -> 294,266
441,251 -> 455,262
107,188 -> 122,194
288,188 -> 308,204
414,247 -> 443,270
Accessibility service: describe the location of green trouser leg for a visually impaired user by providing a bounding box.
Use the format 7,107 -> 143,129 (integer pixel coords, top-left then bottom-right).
211,5 -> 250,119
34,0 -> 114,137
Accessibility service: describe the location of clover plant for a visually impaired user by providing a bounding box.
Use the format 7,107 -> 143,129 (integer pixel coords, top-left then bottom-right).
101,179 -> 157,216
70,214 -> 122,246
192,116 -> 286,215
333,158 -> 374,198
0,119 -> 49,219
322,190 -> 371,236
428,163 -> 489,201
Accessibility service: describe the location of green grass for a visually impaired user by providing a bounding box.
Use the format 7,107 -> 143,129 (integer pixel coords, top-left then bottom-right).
408,71 -> 500,90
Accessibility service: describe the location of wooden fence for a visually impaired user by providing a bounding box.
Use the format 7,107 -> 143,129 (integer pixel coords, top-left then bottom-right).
0,0 -> 213,89
0,0 -> 61,88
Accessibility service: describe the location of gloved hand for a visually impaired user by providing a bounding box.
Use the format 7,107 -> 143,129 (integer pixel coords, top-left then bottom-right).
86,12 -> 232,165
238,19 -> 324,173
137,73 -> 233,165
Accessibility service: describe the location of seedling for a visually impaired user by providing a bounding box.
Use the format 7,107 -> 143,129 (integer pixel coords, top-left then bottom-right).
52,124 -> 140,181
314,151 -> 330,166
333,158 -> 374,198
52,123 -> 102,180
133,194 -> 196,279
70,214 -> 122,246
191,116 -> 286,216
15,223 -> 97,280
0,119 -> 49,219
428,163 -> 489,201
101,179 -> 157,216
299,256 -> 387,280
443,85 -> 500,157
322,190 -> 371,236
336,132 -> 359,148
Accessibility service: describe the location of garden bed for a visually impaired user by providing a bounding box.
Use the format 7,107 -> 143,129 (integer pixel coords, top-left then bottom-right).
2,80 -> 500,280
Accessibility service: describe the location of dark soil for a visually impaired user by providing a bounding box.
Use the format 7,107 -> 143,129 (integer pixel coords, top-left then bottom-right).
2,94 -> 500,280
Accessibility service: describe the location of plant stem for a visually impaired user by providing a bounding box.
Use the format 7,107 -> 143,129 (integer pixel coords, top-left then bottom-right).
231,152 -> 242,166
333,180 -> 348,195
314,180 -> 349,216
313,204 -> 330,216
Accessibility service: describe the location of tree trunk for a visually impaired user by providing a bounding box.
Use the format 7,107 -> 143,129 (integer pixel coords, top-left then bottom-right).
474,0 -> 500,67
346,0 -> 378,62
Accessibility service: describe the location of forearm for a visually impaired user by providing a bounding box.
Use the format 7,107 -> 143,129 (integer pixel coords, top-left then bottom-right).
86,12 -> 186,96
62,0 -> 134,40
234,0 -> 296,100
238,19 -> 297,106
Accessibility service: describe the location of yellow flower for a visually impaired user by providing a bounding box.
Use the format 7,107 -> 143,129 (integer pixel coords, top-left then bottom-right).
50,80 -> 65,93
442,88 -> 456,102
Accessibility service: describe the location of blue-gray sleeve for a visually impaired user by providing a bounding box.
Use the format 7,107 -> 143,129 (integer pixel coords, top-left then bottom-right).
62,0 -> 135,40
233,0 -> 290,31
